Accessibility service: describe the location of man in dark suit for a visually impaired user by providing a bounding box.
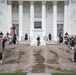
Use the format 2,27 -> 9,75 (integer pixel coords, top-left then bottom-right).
0,51 -> 2,63
74,51 -> 76,63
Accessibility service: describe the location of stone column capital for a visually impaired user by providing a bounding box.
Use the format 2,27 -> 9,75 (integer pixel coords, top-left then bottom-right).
18,1 -> 23,5
64,1 -> 69,5
7,1 -> 12,5
53,1 -> 58,5
41,1 -> 46,5
30,1 -> 34,5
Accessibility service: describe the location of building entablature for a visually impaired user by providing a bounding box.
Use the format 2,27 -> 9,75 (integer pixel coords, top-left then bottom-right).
7,0 -> 69,2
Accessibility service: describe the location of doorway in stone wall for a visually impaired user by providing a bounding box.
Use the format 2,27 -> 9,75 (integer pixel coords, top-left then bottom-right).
57,24 -> 64,37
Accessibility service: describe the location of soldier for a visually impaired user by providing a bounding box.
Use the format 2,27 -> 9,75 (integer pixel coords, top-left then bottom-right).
37,35 -> 40,46
0,51 -> 2,63
25,33 -> 28,40
12,34 -> 17,45
59,35 -> 63,45
48,33 -> 51,41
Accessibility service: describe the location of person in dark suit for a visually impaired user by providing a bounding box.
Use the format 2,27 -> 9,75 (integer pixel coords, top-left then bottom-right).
48,33 -> 51,41
0,31 -> 3,35
25,33 -> 28,40
6,32 -> 9,36
74,51 -> 76,63
70,37 -> 75,50
65,32 -> 68,35
37,35 -> 40,46
59,35 -> 63,45
12,34 -> 17,45
2,37 -> 7,50
0,51 -> 2,63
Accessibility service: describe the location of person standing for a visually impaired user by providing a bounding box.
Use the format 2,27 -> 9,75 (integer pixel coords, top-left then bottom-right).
48,33 -> 51,41
6,32 -> 9,36
0,51 -> 2,63
74,50 -> 76,63
70,37 -> 75,50
12,34 -> 17,45
0,31 -> 3,35
37,35 -> 40,46
0,31 -> 3,39
59,35 -> 63,45
2,37 -> 7,50
25,33 -> 28,40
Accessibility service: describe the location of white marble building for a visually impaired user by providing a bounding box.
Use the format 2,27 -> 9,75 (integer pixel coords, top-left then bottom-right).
0,0 -> 76,45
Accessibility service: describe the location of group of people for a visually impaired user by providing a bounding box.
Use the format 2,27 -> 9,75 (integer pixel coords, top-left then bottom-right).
0,30 -> 76,63
2,33 -> 17,50
1,25 -> 17,50
36,33 -> 52,46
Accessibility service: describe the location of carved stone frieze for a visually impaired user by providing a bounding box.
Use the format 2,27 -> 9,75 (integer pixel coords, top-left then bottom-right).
30,1 -> 34,5
53,1 -> 58,5
64,1 -> 69,5
7,1 -> 12,5
41,1 -> 46,5
18,1 -> 23,5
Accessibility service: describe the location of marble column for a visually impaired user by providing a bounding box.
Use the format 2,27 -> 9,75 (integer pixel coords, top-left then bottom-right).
7,1 -> 12,33
69,0 -> 71,35
30,1 -> 34,41
19,1 -> 23,41
64,1 -> 69,35
53,1 -> 57,41
42,1 -> 46,38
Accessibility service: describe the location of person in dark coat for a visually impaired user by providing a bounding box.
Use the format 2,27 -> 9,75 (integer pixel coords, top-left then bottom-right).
65,32 -> 68,35
6,32 -> 9,36
64,32 -> 68,38
0,31 -> 3,35
0,31 -> 3,39
25,33 -> 28,40
48,33 -> 51,41
37,35 -> 40,46
59,36 -> 63,45
12,34 -> 17,45
74,51 -> 76,63
70,38 -> 75,50
2,37 -> 7,50
0,51 -> 2,63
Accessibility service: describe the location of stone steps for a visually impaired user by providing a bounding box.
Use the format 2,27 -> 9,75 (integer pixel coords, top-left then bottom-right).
26,73 -> 52,75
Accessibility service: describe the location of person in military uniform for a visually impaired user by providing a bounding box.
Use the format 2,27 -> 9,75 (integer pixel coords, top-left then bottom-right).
0,51 -> 2,63
25,33 -> 28,40
36,35 -> 40,46
48,33 -> 51,41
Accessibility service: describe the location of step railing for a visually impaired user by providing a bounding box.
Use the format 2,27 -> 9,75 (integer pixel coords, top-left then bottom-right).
18,36 -> 30,44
